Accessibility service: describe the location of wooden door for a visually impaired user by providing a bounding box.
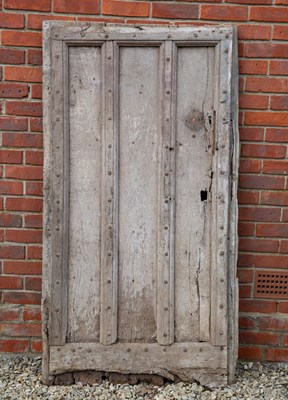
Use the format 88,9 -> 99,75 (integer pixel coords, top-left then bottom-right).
43,23 -> 239,387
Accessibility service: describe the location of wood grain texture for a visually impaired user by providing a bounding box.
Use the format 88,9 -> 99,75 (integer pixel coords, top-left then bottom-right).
67,46 -> 102,343
174,46 -> 215,343
43,23 -> 238,387
50,342 -> 227,386
117,46 -> 159,343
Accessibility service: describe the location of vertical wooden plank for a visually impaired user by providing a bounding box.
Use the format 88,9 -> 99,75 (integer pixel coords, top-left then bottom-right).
157,41 -> 175,345
100,40 -> 118,345
67,46 -> 102,342
210,38 -> 233,346
117,46 -> 160,343
49,38 -> 67,346
174,46 -> 215,343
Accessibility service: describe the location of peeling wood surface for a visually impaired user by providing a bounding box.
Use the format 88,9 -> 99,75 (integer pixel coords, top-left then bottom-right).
43,23 -> 238,387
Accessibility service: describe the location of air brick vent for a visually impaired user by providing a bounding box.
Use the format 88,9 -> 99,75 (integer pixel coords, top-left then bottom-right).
254,270 -> 288,299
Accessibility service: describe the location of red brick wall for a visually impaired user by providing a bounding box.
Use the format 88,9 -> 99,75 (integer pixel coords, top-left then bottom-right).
0,0 -> 288,361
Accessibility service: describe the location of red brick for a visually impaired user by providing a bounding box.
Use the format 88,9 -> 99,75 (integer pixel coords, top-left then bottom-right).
0,181 -> 23,195
0,339 -> 29,352
238,191 -> 259,205
0,117 -> 28,131
27,14 -> 74,30
0,49 -> 25,64
239,316 -> 256,329
261,191 -> 288,206
239,127 -> 264,141
0,276 -> 22,289
246,77 -> 288,93
256,223 -> 288,238
0,83 -> 28,98
238,252 -> 256,268
0,307 -> 20,321
6,197 -> 43,212
250,6 -> 288,22
238,346 -> 262,361
27,246 -> 42,260
24,215 -> 43,228
273,25 -> 288,41
6,101 -> 42,117
103,0 -> 149,17
280,240 -> 288,252
0,12 -> 24,28
2,133 -> 43,148
201,5 -> 247,21
4,66 -> 42,83
278,302 -> 288,313
0,323 -> 41,337
2,31 -> 42,48
239,285 -> 252,298
239,238 -> 278,252
239,94 -> 268,110
239,299 -> 277,313
3,291 -> 41,305
27,50 -> 42,66
270,60 -> 288,76
26,182 -> 43,196
266,128 -> 288,143
259,317 -> 288,331
6,229 -> 42,243
4,0 -> 51,11
0,214 -> 22,227
25,276 -> 42,291
283,210 -> 288,222
283,335 -> 288,346
241,143 -> 286,159
239,207 -> 280,222
263,161 -> 288,175
0,246 -> 25,259
239,159 -> 261,174
25,151 -> 43,166
239,175 -> 285,190
31,339 -> 42,352
245,111 -> 288,127
227,0 -> 271,3
256,254 -> 288,268
0,150 -> 22,164
240,331 -> 278,345
237,269 -> 253,283
238,221 -> 255,236
245,43 -> 288,58
238,24 -> 270,40
4,261 -> 41,274
23,307 -> 41,321
5,165 -> 43,180
239,60 -> 268,75
152,3 -> 198,19
31,85 -> 42,99
271,96 -> 288,111
54,0 -> 100,14
30,118 -> 43,133
266,348 -> 288,362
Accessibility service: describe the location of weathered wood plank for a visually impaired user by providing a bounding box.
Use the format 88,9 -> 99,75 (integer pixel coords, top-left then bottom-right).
50,342 -> 227,378
67,46 -> 102,343
157,41 -> 175,345
48,22 -> 233,44
174,46 -> 215,343
117,46 -> 160,343
100,40 -> 118,345
49,38 -> 67,346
